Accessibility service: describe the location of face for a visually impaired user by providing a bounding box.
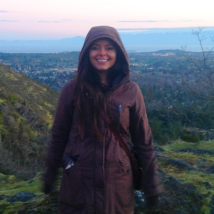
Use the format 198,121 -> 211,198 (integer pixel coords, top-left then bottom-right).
89,39 -> 117,72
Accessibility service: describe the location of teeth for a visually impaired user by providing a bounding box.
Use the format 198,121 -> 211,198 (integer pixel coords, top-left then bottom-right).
97,60 -> 108,62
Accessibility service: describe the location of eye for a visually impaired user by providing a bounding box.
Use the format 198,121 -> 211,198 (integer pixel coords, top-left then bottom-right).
91,46 -> 98,50
107,46 -> 115,51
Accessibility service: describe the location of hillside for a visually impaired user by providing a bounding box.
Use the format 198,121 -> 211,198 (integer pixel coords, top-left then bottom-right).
0,64 -> 59,179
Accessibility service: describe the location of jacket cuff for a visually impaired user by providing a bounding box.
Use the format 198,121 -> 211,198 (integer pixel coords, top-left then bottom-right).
143,183 -> 163,197
43,169 -> 57,186
147,193 -> 162,206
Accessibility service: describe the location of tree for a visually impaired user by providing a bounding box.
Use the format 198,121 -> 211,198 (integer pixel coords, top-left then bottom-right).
181,27 -> 214,129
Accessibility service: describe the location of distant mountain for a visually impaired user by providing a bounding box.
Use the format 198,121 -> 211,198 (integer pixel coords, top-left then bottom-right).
0,30 -> 213,53
0,64 -> 59,179
121,31 -> 214,51
0,36 -> 85,53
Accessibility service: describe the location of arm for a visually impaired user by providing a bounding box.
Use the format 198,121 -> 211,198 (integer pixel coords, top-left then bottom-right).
129,84 -> 163,198
43,81 -> 74,187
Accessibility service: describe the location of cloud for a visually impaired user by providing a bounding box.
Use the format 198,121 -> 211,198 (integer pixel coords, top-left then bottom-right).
37,21 -> 61,23
118,29 -> 147,33
0,10 -> 9,13
118,20 -> 204,23
119,20 -> 159,23
117,26 -> 214,34
0,20 -> 17,22
61,19 -> 74,21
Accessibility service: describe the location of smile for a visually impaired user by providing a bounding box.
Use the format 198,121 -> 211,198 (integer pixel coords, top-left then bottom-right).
97,59 -> 108,62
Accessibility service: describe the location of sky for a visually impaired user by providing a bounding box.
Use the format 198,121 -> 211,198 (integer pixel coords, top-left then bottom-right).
1,0 -> 214,40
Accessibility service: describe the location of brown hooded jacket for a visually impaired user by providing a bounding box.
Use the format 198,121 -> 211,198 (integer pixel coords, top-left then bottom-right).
44,26 -> 163,214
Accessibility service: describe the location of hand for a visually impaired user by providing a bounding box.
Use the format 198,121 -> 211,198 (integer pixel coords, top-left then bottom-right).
43,183 -> 52,195
147,194 -> 161,207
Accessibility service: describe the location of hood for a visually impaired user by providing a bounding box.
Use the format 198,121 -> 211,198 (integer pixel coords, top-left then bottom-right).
78,26 -> 130,89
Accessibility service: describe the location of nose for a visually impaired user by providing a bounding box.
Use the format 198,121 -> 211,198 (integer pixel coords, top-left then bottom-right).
98,47 -> 106,56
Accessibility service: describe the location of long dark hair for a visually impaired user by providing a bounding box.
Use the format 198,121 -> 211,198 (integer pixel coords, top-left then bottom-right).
73,39 -> 125,140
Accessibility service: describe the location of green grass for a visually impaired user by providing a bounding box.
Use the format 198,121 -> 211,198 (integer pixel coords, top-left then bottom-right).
0,172 -> 62,214
162,150 -> 214,164
157,140 -> 214,214
160,165 -> 213,214
0,98 -> 6,103
159,140 -> 214,151
0,172 -> 61,196
0,173 -> 42,196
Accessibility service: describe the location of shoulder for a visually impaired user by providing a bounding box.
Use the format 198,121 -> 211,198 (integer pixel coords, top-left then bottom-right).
62,79 -> 75,90
125,81 -> 140,89
60,79 -> 75,95
123,81 -> 142,96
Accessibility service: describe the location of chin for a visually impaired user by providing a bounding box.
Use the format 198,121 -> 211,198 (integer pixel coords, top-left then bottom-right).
96,67 -> 109,71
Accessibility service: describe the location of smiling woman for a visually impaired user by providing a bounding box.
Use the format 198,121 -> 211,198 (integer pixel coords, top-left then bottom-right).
43,26 -> 163,214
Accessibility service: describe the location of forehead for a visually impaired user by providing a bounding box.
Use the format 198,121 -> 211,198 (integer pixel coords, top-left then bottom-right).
91,38 -> 114,46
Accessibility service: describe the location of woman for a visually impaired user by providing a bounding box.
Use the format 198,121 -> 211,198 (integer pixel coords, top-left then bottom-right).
43,26 -> 163,214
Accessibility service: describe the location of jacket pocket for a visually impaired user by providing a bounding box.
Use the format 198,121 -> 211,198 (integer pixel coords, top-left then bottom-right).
59,161 -> 84,207
116,160 -> 134,212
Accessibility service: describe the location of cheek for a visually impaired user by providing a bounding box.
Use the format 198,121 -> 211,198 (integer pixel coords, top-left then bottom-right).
113,53 -> 117,63
89,51 -> 95,63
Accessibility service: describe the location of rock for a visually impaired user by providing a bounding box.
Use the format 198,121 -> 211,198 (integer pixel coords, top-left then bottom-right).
177,197 -> 187,206
204,129 -> 214,141
201,192 -> 211,198
164,197 -> 177,206
175,210 -> 189,214
188,204 -> 199,213
3,116 -> 16,126
180,127 -> 207,142
203,182 -> 212,189
26,211 -> 34,214
14,102 -> 23,110
155,146 -> 165,152
8,191 -> 35,202
17,209 -> 26,214
0,103 -> 5,111
22,190 -> 59,214
206,165 -> 214,174
167,159 -> 195,171
176,148 -> 214,155
28,180 -> 35,184
164,176 -> 182,190
209,195 -> 214,209
134,190 -> 146,209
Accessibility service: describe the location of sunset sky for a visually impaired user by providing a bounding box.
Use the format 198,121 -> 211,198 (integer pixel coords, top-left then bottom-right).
1,0 -> 214,40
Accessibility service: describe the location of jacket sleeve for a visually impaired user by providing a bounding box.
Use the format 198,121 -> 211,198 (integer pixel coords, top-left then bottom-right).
129,84 -> 163,197
43,81 -> 74,186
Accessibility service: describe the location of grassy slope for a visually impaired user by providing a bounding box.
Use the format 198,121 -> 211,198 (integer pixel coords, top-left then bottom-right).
0,64 -> 59,179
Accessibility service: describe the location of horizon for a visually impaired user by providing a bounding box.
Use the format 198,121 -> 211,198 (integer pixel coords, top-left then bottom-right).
0,27 -> 214,53
0,26 -> 214,41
